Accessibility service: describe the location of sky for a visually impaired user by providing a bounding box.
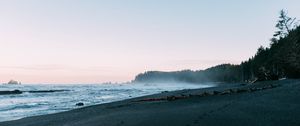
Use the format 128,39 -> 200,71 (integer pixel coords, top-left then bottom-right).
0,0 -> 300,84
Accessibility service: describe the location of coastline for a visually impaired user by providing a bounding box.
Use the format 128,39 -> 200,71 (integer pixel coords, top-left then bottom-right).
1,79 -> 300,126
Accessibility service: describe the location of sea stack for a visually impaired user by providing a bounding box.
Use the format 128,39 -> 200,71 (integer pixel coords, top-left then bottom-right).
7,80 -> 21,85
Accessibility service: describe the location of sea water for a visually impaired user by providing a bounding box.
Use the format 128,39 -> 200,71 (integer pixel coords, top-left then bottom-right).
0,83 -> 213,122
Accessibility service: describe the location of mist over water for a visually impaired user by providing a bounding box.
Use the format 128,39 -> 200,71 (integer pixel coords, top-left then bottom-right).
0,82 -> 214,122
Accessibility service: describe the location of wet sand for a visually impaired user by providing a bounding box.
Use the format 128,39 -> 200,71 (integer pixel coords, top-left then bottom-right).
1,79 -> 300,126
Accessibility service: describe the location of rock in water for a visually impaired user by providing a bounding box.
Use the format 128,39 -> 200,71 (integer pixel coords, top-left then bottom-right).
0,90 -> 22,95
76,102 -> 84,106
7,80 -> 21,85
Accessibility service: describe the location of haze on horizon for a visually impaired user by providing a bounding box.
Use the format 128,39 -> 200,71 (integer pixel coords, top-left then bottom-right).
1,0 -> 300,84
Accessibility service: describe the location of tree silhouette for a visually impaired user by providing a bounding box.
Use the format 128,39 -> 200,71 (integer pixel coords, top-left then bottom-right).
274,10 -> 297,39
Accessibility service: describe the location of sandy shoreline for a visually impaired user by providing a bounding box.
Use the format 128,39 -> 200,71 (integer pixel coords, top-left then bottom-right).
1,79 -> 300,126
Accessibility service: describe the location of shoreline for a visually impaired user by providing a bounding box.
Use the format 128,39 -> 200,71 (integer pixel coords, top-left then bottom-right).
1,79 -> 300,126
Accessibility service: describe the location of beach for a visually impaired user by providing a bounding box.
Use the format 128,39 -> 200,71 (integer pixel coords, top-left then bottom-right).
1,79 -> 300,126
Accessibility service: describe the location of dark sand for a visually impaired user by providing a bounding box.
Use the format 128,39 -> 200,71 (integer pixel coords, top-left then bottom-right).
1,79 -> 300,126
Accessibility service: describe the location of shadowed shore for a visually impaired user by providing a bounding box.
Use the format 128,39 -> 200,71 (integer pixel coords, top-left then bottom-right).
1,79 -> 300,126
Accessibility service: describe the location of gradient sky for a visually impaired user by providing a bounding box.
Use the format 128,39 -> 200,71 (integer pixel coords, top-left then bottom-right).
1,0 -> 300,84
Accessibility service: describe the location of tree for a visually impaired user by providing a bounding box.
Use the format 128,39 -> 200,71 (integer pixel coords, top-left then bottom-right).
134,10 -> 300,84
273,10 -> 297,39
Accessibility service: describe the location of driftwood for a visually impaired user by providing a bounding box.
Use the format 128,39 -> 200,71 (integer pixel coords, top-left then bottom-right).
133,84 -> 280,103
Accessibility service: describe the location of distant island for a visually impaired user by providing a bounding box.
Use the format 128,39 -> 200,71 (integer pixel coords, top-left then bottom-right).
134,10 -> 300,84
5,80 -> 21,85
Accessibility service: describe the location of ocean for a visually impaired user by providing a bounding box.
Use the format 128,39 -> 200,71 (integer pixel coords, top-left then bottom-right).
0,82 -> 213,122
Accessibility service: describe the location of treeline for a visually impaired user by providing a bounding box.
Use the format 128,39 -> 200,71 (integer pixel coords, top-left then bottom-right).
133,10 -> 300,84
134,64 -> 242,83
242,27 -> 300,82
242,10 -> 300,82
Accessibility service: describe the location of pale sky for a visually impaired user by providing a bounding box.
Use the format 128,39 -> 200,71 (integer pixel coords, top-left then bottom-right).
0,0 -> 300,84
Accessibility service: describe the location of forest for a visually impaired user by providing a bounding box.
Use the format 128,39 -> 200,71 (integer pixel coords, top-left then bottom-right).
134,10 -> 300,83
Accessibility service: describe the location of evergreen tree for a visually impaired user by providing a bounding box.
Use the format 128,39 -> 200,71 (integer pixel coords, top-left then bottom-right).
273,10 -> 297,39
